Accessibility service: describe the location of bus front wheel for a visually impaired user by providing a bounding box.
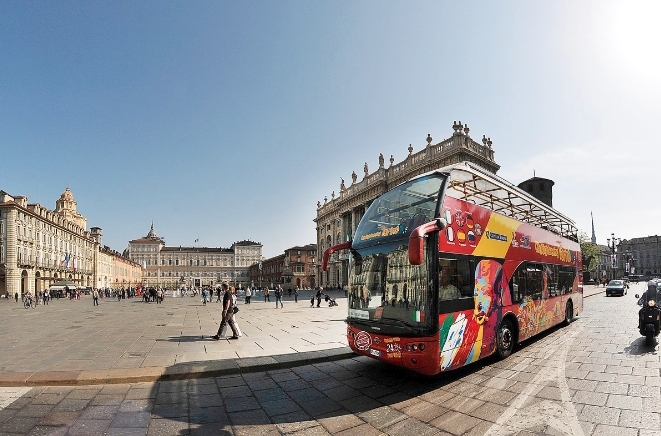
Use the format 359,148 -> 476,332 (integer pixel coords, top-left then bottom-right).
496,319 -> 515,359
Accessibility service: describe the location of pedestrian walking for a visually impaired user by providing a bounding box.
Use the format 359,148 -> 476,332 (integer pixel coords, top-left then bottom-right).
92,288 -> 99,306
275,285 -> 283,308
294,287 -> 298,303
202,288 -> 209,306
157,288 -> 163,304
245,287 -> 252,304
216,287 -> 222,303
264,287 -> 270,302
44,289 -> 50,305
316,287 -> 323,308
14,291 -> 18,302
211,283 -> 240,340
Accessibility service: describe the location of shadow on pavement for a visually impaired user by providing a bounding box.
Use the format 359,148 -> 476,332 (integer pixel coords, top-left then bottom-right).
624,336 -> 659,356
156,335 -> 206,343
145,348 -> 493,435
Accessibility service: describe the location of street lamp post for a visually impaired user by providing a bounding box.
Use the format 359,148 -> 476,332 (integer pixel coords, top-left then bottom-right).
607,233 -> 621,279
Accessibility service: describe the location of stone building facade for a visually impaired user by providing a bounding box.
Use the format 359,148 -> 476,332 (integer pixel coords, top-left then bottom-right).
126,224 -> 262,289
88,227 -> 142,291
314,121 -> 500,288
248,244 -> 317,290
618,236 -> 661,278
0,188 -> 103,296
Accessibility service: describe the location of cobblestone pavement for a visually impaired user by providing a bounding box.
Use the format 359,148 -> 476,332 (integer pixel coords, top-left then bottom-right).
2,282 -> 660,435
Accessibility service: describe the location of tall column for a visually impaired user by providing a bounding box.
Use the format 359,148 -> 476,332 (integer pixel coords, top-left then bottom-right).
5,209 -> 19,297
26,269 -> 35,295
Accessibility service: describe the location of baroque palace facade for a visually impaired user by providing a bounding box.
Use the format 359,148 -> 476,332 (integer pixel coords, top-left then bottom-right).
314,121 -> 500,288
127,224 -> 262,290
0,188 -> 142,297
247,243 -> 317,290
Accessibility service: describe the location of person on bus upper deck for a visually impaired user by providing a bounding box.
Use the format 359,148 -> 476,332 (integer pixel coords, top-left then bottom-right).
439,268 -> 460,300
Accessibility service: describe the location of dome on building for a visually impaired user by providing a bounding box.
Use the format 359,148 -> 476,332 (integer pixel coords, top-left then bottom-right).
54,186 -> 87,230
147,221 -> 158,239
60,187 -> 75,202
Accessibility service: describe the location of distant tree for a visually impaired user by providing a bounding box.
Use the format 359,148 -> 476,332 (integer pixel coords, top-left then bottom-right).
579,231 -> 600,274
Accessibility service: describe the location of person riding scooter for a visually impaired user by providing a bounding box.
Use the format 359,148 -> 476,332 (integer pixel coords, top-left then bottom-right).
636,281 -> 661,345
637,281 -> 661,306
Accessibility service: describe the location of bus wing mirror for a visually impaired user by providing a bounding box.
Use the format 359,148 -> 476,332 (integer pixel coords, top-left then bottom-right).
408,218 -> 446,265
322,241 -> 352,271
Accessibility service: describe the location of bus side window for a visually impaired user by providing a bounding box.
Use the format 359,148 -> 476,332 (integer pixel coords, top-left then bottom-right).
547,264 -> 558,298
558,266 -> 574,295
526,264 -> 543,300
439,257 -> 473,300
439,264 -> 460,300
456,258 -> 473,297
509,263 -> 527,303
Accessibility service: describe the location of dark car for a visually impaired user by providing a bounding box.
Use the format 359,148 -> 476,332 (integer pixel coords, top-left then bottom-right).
606,279 -> 627,297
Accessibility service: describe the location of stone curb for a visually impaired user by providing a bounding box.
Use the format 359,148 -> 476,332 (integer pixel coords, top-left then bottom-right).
0,347 -> 357,387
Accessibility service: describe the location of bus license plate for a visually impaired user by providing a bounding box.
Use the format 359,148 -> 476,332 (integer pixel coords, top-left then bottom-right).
369,349 -> 381,357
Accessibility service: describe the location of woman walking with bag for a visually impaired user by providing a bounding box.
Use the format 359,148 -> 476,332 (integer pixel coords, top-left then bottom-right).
211,284 -> 240,340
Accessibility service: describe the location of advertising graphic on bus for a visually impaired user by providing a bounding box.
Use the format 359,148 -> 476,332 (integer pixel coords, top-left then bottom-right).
322,162 -> 582,375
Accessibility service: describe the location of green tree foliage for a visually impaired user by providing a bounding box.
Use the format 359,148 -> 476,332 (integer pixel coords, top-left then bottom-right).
578,231 -> 600,273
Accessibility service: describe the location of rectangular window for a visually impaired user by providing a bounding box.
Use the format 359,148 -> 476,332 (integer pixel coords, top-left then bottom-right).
546,264 -> 559,297
525,263 -> 544,300
558,266 -> 575,295
510,263 -> 526,303
438,256 -> 474,313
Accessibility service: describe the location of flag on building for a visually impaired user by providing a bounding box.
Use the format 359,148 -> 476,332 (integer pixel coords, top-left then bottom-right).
65,252 -> 70,268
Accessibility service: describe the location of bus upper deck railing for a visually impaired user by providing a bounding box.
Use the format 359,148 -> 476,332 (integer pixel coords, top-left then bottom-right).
444,162 -> 578,241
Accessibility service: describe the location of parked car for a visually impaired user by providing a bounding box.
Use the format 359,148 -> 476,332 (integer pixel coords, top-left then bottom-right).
606,279 -> 627,297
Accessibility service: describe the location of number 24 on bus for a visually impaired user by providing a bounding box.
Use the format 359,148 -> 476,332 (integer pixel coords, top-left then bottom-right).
323,162 -> 582,376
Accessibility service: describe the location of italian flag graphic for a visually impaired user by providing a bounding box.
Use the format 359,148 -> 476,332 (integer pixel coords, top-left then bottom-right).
413,310 -> 424,322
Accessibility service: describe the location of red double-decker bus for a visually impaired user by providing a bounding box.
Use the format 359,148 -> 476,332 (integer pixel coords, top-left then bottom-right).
323,162 -> 582,375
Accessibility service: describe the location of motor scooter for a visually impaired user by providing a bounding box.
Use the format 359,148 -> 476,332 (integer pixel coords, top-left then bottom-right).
636,282 -> 661,345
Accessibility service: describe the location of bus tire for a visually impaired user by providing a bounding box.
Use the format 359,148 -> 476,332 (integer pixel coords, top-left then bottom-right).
496,319 -> 515,359
563,301 -> 573,326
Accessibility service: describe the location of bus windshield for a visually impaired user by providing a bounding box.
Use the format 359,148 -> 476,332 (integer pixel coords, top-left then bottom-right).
348,243 -> 434,335
352,174 -> 445,250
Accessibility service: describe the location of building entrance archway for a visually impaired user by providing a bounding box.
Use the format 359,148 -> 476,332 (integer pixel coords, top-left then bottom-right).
34,271 -> 42,294
21,270 -> 28,296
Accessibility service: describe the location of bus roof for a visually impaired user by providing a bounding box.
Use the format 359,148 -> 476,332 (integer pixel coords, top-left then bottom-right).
412,161 -> 578,241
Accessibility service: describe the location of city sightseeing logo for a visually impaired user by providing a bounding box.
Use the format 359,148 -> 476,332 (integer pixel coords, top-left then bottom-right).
354,331 -> 372,351
485,230 -> 508,242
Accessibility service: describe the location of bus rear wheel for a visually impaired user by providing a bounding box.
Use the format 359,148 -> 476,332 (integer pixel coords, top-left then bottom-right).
496,319 -> 515,359
563,301 -> 573,326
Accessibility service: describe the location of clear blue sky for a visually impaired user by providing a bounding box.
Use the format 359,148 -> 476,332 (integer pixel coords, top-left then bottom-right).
2,1 -> 659,257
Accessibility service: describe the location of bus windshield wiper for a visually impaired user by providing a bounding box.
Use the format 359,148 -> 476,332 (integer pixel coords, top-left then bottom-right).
378,318 -> 417,328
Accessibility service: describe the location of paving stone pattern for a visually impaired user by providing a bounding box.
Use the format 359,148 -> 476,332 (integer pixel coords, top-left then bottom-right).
2,283 -> 661,435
